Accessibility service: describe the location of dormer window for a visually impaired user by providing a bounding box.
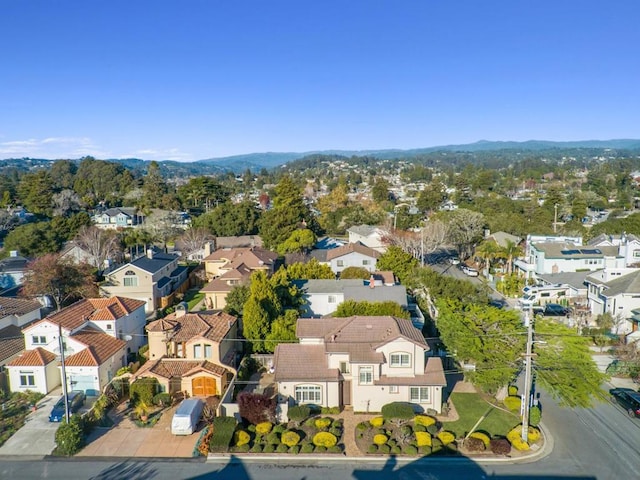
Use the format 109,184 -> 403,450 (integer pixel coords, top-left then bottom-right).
123,270 -> 138,287
390,352 -> 411,367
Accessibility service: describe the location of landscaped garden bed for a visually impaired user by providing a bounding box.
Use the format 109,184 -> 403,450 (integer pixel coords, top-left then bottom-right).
0,390 -> 44,447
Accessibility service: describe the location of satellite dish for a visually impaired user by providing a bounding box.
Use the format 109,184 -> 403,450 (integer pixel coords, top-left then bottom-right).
122,335 -> 133,341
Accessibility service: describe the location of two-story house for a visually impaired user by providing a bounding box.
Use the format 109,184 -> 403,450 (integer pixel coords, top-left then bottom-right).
130,304 -> 239,397
588,233 -> 640,267
100,249 -> 189,313
6,297 -> 144,395
585,268 -> 640,335
274,316 -> 446,413
347,225 -> 387,253
200,263 -> 252,310
203,247 -> 278,280
92,207 -> 144,230
0,297 -> 42,368
326,242 -> 381,274
0,250 -> 31,289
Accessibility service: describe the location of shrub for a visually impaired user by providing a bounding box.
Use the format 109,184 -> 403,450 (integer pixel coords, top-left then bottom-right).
400,425 -> 413,436
315,417 -> 332,430
247,424 -> 256,432
315,445 -> 327,453
250,444 -> 263,453
437,431 -> 455,445
234,430 -> 251,447
373,434 -> 388,445
55,416 -> 84,456
490,438 -> 511,455
266,432 -> 280,445
391,445 -> 402,454
329,427 -> 342,438
378,444 -> 391,454
508,385 -> 518,396
321,406 -> 341,414
263,444 -> 276,453
328,445 -> 342,454
368,444 -> 378,454
464,436 -> 486,452
418,445 -> 432,455
304,417 -> 317,428
469,431 -> 490,448
431,437 -> 443,452
356,421 -> 370,431
256,422 -> 273,435
529,405 -> 542,427
370,416 -> 385,428
235,444 -> 250,453
288,405 -> 311,423
508,425 -> 539,444
276,443 -> 289,453
209,417 -> 237,453
510,437 -> 530,451
116,366 -> 131,376
129,378 -> 158,406
503,395 -> 522,412
313,431 -> 338,448
403,445 -> 418,455
413,424 -> 426,433
414,415 -> 436,427
238,392 -> 277,425
289,445 -> 300,454
331,419 -> 343,428
527,427 -> 541,442
273,424 -> 287,434
281,430 -> 301,447
415,431 -> 432,447
301,443 -> 315,454
426,424 -> 438,436
152,392 -> 171,407
381,402 -> 415,421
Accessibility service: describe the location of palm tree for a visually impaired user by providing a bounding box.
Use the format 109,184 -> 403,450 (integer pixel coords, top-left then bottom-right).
475,239 -> 501,274
500,240 -> 524,275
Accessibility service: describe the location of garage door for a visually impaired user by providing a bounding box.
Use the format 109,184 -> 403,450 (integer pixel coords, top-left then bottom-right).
69,375 -> 99,396
192,377 -> 216,396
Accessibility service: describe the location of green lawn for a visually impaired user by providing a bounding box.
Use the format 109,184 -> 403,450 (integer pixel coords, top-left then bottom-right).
442,392 -> 520,438
184,290 -> 205,310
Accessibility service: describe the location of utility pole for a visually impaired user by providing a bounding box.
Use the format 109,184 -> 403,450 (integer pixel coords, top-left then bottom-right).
58,322 -> 70,422
521,308 -> 534,443
553,203 -> 558,233
420,226 -> 425,267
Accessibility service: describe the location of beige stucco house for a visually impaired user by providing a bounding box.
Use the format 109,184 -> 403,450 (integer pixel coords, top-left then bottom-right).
203,247 -> 278,280
131,304 -> 239,397
274,316 -> 446,413
200,264 -> 251,310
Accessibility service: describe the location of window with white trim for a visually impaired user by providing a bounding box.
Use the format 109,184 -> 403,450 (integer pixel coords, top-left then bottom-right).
204,344 -> 212,358
193,344 -> 202,358
123,270 -> 138,287
410,387 -> 430,403
389,352 -> 411,367
295,384 -> 321,403
362,259 -> 370,266
328,295 -> 337,304
31,335 -> 46,345
389,385 -> 399,394
336,260 -> 344,267
359,366 -> 373,385
20,372 -> 35,387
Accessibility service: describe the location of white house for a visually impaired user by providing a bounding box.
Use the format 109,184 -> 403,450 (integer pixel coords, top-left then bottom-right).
326,242 -> 380,274
6,297 -> 145,395
346,225 -> 387,252
274,316 -> 446,413
588,233 -> 640,267
585,268 -> 640,335
7,347 -> 58,395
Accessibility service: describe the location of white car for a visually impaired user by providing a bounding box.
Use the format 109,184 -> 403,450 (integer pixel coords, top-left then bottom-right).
462,266 -> 479,277
449,257 -> 461,265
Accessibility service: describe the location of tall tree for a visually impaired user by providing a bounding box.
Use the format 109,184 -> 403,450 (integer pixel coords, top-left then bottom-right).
193,200 -> 261,237
264,309 -> 299,353
242,271 -> 281,353
277,229 -> 316,255
21,253 -> 97,311
376,246 -> 419,285
73,226 -> 122,272
140,161 -> 168,210
17,170 -> 54,216
177,227 -> 213,260
285,259 -> 335,280
443,208 -> 486,259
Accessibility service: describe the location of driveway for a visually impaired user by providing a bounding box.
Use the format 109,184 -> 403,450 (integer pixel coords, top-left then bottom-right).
0,392 -> 58,456
77,403 -> 199,458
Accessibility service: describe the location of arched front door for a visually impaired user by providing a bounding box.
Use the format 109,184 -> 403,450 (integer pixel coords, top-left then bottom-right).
192,376 -> 217,396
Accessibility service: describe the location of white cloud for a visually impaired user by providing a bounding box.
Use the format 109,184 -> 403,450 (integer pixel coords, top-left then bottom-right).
123,147 -> 194,162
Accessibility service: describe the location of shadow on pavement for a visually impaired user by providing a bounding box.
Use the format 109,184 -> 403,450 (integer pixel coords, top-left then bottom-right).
89,460 -> 159,480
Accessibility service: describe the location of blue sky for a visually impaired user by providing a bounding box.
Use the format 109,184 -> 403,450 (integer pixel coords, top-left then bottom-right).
1,1 -> 638,161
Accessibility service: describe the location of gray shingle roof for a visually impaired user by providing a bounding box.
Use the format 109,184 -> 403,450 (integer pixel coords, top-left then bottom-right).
130,252 -> 178,274
293,279 -> 364,294
343,285 -> 408,307
536,272 -> 591,290
347,225 -> 379,237
600,270 -> 640,297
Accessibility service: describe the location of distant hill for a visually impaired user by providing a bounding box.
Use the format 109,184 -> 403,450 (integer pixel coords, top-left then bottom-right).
2,139 -> 639,175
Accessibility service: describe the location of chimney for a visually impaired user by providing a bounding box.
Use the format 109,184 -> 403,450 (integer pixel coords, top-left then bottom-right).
146,248 -> 154,259
204,241 -> 213,258
175,302 -> 188,318
369,275 -> 375,288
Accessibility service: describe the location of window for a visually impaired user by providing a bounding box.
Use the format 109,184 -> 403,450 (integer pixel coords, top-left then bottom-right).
20,373 -> 35,387
204,344 -> 212,358
339,362 -> 350,374
193,344 -> 202,359
634,250 -> 640,258
123,270 -> 138,287
328,295 -> 337,304
336,260 -> 344,267
295,385 -> 321,403
31,336 -> 46,345
389,385 -> 399,394
390,353 -> 411,367
362,260 -> 370,266
359,366 -> 373,385
410,387 -> 430,403
106,324 -> 112,330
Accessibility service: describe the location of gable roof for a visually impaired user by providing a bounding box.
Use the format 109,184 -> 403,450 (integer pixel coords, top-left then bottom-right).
600,270 -> 640,297
326,242 -> 381,261
0,324 -> 26,364
347,225 -> 380,237
200,265 -> 252,293
215,235 -> 263,249
204,247 -> 278,269
149,310 -> 237,343
343,284 -> 408,307
376,356 -> 447,387
127,251 -> 179,274
274,344 -> 338,382
293,279 -> 364,294
31,297 -> 145,332
0,253 -> 30,272
66,326 -> 127,366
536,271 -> 591,290
0,297 -> 41,318
487,231 -> 522,248
132,358 -> 229,380
8,347 -> 56,367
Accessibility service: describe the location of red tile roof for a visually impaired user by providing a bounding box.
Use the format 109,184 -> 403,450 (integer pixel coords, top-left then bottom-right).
375,357 -> 447,386
8,347 -> 56,367
65,327 -> 126,366
158,311 -> 237,343
132,358 -> 228,380
200,265 -> 251,293
274,344 -> 338,382
326,242 -> 381,261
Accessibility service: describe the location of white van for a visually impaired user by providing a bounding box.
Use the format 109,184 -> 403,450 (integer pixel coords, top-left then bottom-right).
171,398 -> 204,435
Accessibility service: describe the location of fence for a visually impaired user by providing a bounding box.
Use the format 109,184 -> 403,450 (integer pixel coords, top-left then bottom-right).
250,354 -> 274,369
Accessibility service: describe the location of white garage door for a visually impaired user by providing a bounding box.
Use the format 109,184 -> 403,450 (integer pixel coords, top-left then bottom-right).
69,375 -> 99,396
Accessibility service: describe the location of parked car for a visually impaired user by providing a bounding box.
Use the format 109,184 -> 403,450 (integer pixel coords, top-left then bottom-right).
540,303 -> 571,317
462,265 -> 479,277
448,257 -> 460,265
609,388 -> 640,418
49,390 -> 86,422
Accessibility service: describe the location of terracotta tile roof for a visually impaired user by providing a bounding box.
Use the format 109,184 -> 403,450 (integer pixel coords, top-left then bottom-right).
8,347 -> 56,367
323,316 -> 427,348
65,327 -> 126,366
203,247 -> 251,262
146,318 -> 178,332
375,357 -> 447,386
132,358 -> 228,380
159,311 -> 237,343
34,297 -> 145,331
326,242 -> 381,261
372,271 -> 396,285
297,318 -> 346,338
204,247 -> 278,270
324,342 -> 384,363
200,266 -> 251,293
0,325 -> 25,364
0,298 -> 41,318
274,344 -> 338,382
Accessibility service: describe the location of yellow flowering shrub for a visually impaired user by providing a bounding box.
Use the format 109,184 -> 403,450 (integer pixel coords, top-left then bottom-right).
256,422 -> 273,435
503,396 -> 522,412
370,416 -> 384,428
414,415 -> 436,427
281,430 -> 301,447
511,437 -> 530,451
315,417 -> 332,429
469,431 -> 490,448
373,434 -> 388,445
437,431 -> 455,445
234,430 -> 250,447
415,431 -> 432,447
313,431 -> 338,448
507,425 -> 539,444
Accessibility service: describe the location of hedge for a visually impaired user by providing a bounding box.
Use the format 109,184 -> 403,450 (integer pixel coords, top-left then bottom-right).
288,405 -> 311,422
381,402 -> 415,420
129,378 -> 159,406
209,417 -> 237,452
313,431 -> 337,448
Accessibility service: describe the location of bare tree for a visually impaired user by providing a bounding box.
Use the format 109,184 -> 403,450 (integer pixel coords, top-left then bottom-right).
143,210 -> 182,251
52,189 -> 83,217
74,226 -> 122,271
421,220 -> 449,255
178,227 -> 213,260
